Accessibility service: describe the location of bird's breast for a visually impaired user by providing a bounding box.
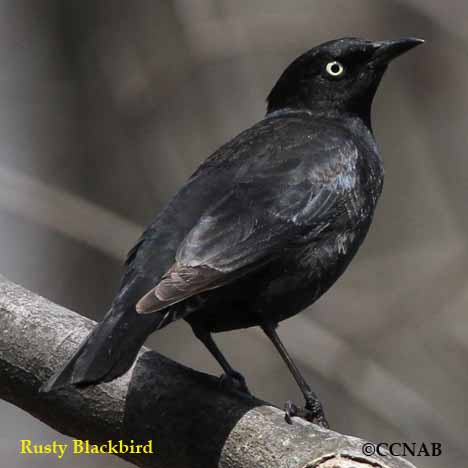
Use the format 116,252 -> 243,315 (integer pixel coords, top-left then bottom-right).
259,222 -> 370,324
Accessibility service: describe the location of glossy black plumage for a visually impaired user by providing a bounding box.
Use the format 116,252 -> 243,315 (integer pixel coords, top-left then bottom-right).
41,37 -> 423,423
136,114 -> 383,330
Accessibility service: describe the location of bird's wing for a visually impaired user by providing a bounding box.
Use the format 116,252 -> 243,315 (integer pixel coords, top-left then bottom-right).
135,131 -> 355,316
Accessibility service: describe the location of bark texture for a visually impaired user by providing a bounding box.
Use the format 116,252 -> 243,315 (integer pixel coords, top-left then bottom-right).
0,276 -> 417,468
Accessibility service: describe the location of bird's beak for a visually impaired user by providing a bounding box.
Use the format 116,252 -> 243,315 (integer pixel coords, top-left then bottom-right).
369,37 -> 424,67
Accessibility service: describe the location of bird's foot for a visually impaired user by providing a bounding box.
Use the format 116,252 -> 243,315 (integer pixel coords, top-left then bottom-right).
284,393 -> 329,428
219,371 -> 251,395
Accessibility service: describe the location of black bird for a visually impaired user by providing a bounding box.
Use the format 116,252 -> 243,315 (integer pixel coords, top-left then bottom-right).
41,37 -> 423,427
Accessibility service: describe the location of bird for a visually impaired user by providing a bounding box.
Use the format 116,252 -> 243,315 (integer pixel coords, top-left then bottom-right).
41,36 -> 424,427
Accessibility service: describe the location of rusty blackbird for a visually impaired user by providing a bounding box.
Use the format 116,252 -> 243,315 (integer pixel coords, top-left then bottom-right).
42,37 -> 424,427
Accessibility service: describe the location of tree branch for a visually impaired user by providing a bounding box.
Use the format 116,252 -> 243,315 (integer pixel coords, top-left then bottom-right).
0,165 -> 439,440
0,275 -> 417,468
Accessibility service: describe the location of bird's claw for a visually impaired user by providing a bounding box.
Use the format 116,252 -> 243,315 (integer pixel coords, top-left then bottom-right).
305,397 -> 329,428
284,400 -> 299,424
219,371 -> 251,395
284,394 -> 329,428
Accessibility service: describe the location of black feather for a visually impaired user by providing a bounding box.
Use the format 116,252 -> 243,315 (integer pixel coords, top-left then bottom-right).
41,36 -> 424,392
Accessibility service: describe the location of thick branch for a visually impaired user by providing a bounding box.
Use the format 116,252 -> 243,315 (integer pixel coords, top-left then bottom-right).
0,276 -> 417,468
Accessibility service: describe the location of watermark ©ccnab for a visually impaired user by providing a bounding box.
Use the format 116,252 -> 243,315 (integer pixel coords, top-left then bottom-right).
361,442 -> 442,457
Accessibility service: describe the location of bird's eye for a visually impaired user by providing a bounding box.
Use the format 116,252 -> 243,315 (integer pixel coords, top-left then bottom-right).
325,61 -> 344,77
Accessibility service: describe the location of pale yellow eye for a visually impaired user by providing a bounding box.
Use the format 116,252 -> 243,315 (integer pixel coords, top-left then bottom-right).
326,61 -> 344,77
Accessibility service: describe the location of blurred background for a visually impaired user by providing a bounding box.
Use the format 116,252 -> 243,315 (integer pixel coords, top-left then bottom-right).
0,1 -> 466,467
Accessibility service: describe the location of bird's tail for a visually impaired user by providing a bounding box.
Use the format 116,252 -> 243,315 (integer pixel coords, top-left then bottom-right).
40,302 -> 162,393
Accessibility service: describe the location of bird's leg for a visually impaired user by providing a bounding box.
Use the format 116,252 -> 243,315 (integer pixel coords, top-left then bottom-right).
261,322 -> 329,428
191,325 -> 250,395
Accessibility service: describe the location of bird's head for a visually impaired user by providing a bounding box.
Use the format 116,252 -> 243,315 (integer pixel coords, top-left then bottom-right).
267,37 -> 424,125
